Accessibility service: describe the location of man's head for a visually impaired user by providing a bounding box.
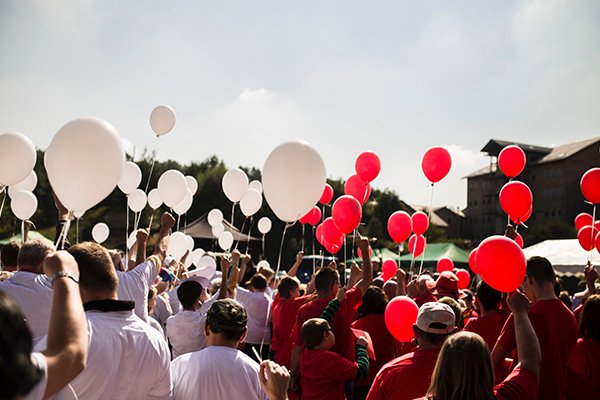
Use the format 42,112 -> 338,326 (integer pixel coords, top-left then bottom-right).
413,302 -> 456,347
68,242 -> 118,301
248,274 -> 267,292
177,280 -> 203,310
417,274 -> 435,297
524,256 -> 556,301
301,318 -> 334,350
1,241 -> 20,272
17,240 -> 54,274
382,279 -> 397,301
315,267 -> 340,295
205,299 -> 248,345
475,281 -> 501,313
278,276 -> 301,299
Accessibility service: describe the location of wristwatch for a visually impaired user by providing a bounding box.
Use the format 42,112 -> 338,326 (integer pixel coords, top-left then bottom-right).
52,271 -> 79,286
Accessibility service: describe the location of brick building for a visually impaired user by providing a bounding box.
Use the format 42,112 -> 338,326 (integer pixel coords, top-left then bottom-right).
463,137 -> 600,244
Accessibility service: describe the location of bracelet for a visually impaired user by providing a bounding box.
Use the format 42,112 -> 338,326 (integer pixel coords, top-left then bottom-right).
52,271 -> 79,286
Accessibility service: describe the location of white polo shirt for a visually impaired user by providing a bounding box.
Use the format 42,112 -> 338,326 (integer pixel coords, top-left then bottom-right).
235,287 -> 273,344
171,345 -> 268,400
0,271 -> 52,339
117,257 -> 159,321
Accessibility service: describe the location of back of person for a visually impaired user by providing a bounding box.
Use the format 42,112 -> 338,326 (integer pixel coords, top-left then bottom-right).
46,310 -> 171,399
300,347 -> 358,400
166,310 -> 205,358
352,313 -> 395,389
236,286 -> 273,344
464,310 -> 504,350
116,256 -> 159,321
272,295 -> 309,368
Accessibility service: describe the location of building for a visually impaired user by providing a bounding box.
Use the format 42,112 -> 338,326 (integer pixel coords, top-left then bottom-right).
464,137 -> 600,243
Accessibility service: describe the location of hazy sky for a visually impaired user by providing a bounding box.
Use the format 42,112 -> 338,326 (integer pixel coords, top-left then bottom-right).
1,0 -> 599,209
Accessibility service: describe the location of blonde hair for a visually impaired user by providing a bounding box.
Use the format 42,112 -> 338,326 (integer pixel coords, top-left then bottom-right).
427,331 -> 495,400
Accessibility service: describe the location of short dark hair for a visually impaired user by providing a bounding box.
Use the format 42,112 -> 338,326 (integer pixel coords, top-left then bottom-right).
17,240 -> 54,268
437,297 -> 464,330
526,256 -> 556,283
68,242 -> 118,293
206,299 -> 247,341
0,291 -> 42,398
301,318 -> 330,349
278,276 -> 300,299
580,294 -> 600,340
413,325 -> 452,346
1,241 -> 20,269
249,274 -> 267,291
476,281 -> 501,311
357,286 -> 387,317
315,267 -> 339,293
177,281 -> 203,309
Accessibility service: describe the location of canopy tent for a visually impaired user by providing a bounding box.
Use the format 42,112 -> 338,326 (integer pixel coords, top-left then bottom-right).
0,231 -> 54,246
523,239 -> 597,276
349,247 -> 400,263
398,242 -> 471,270
183,214 -> 261,242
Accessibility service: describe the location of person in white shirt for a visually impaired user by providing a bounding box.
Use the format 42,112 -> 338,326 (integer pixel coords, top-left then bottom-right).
166,280 -> 206,358
0,240 -> 54,340
0,250 -> 87,400
171,298 -> 269,400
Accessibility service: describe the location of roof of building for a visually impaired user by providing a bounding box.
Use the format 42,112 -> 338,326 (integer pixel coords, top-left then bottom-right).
538,137 -> 600,164
481,139 -> 552,157
183,213 -> 261,241
410,205 -> 449,228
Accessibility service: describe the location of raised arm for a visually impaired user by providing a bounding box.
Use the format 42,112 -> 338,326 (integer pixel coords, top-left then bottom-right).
218,256 -> 231,300
507,291 -> 541,379
53,193 -> 72,250
347,262 -> 362,289
238,254 -> 251,283
355,237 -> 373,295
153,212 -> 176,263
287,251 -> 304,277
134,228 -> 149,268
584,262 -> 598,296
395,268 -> 407,297
42,251 -> 88,398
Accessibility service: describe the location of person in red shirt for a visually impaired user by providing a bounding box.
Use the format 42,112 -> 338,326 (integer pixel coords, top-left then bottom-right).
420,290 -> 541,400
492,256 -> 578,400
351,286 -> 395,399
366,302 -> 457,400
464,281 -> 505,350
408,274 -> 437,307
566,293 -> 600,400
289,237 -> 373,393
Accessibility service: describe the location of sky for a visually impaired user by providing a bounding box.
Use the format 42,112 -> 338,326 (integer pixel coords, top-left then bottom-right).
1,0 -> 599,209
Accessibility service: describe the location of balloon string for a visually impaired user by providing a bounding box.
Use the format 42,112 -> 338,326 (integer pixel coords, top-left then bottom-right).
589,205 -> 597,264
312,226 -> 316,274
275,222 -> 292,279
125,207 -> 130,265
418,183 -> 435,275
245,217 -> 253,254
21,220 -> 25,245
143,145 -> 159,195
76,218 -> 80,244
55,218 -> 72,250
134,211 -> 140,231
0,189 -> 6,224
177,214 -> 181,232
235,217 -> 248,251
262,234 -> 265,258
301,225 -> 305,252
343,236 -> 347,286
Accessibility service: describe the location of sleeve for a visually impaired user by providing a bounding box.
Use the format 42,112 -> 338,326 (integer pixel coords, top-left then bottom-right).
328,352 -> 359,381
566,341 -> 586,377
342,287 -> 363,310
147,337 -> 174,400
463,317 -> 478,333
320,299 -> 341,322
493,365 -> 538,400
235,286 -> 251,305
354,343 -> 369,380
496,314 -> 516,352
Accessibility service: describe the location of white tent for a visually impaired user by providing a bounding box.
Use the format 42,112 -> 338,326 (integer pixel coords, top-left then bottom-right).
523,239 -> 599,276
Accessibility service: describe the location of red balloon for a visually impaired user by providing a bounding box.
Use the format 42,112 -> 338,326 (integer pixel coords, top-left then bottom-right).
332,195 -> 362,234
498,145 -> 526,178
511,206 -> 532,225
437,257 -> 454,273
308,206 -> 322,226
476,235 -> 526,293
322,217 -> 342,244
315,223 -> 325,245
499,181 -> 533,221
412,211 -> 429,235
574,213 -> 593,231
344,174 -> 370,204
581,168 -> 600,204
421,147 -> 452,183
384,296 -> 419,342
324,239 -> 343,254
381,259 -> 398,282
408,234 -> 426,257
578,225 -> 598,251
595,221 -> 600,232
364,183 -> 372,204
468,248 -> 478,274
355,151 -> 381,183
515,232 -> 524,248
319,184 -> 334,205
596,231 -> 600,253
456,269 -> 470,289
299,209 -> 312,224
388,211 -> 412,244
357,245 -> 372,259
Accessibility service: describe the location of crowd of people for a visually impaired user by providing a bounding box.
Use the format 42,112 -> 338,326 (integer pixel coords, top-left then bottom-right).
0,198 -> 599,400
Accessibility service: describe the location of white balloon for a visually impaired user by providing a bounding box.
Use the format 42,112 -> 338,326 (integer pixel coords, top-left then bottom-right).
173,188 -> 193,215
73,210 -> 86,219
185,235 -> 195,252
183,254 -> 193,268
10,190 -> 37,220
240,188 -> 263,217
192,256 -> 217,279
185,175 -> 198,196
157,169 -> 187,208
0,132 -> 36,187
258,217 -> 272,234
150,105 -> 176,136
147,188 -> 163,209
127,230 -> 139,249
128,189 -> 147,212
211,223 -> 225,238
118,161 -> 142,194
257,260 -> 270,270
168,231 -> 188,259
8,171 -> 37,199
262,141 -> 326,222
91,223 -> 110,244
44,118 -> 125,212
218,231 -> 234,251
207,209 -> 223,227
222,168 -> 249,203
191,248 -> 206,266
248,180 -> 263,194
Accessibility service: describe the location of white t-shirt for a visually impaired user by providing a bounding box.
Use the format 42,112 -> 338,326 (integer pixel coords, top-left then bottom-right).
153,292 -> 174,327
0,271 -> 52,339
35,306 -> 172,400
170,345 -> 268,400
166,310 -> 205,359
117,258 -> 159,321
235,287 -> 273,344
24,352 -> 47,400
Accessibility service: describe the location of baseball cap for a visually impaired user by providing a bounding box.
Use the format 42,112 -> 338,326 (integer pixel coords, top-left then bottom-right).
415,302 -> 456,334
206,299 -> 248,333
433,271 -> 465,300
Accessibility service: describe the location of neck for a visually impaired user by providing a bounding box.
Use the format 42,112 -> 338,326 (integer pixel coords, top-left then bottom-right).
417,338 -> 443,350
207,335 -> 241,349
535,284 -> 557,301
17,265 -> 41,274
81,290 -> 119,304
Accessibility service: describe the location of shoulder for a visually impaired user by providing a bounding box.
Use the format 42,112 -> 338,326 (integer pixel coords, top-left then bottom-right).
493,365 -> 538,400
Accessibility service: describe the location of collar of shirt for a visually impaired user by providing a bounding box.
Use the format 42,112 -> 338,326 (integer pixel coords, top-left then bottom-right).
84,299 -> 136,312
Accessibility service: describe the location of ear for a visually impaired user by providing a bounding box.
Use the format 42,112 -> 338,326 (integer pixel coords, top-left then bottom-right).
239,327 -> 248,343
204,320 -> 210,336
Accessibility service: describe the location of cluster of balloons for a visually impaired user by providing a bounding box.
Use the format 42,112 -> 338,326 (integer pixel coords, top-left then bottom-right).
387,210 -> 428,257
574,212 -> 600,252
207,208 -> 234,251
155,169 -> 198,216
221,168 -> 264,218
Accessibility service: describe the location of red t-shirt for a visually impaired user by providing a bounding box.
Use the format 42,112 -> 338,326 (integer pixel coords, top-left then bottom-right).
271,294 -> 312,368
366,347 -> 440,400
566,337 -> 600,400
413,366 -> 538,400
292,287 -> 363,361
464,310 -> 505,351
496,299 -> 578,400
414,293 -> 437,307
300,348 -> 358,400
351,314 -> 395,388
